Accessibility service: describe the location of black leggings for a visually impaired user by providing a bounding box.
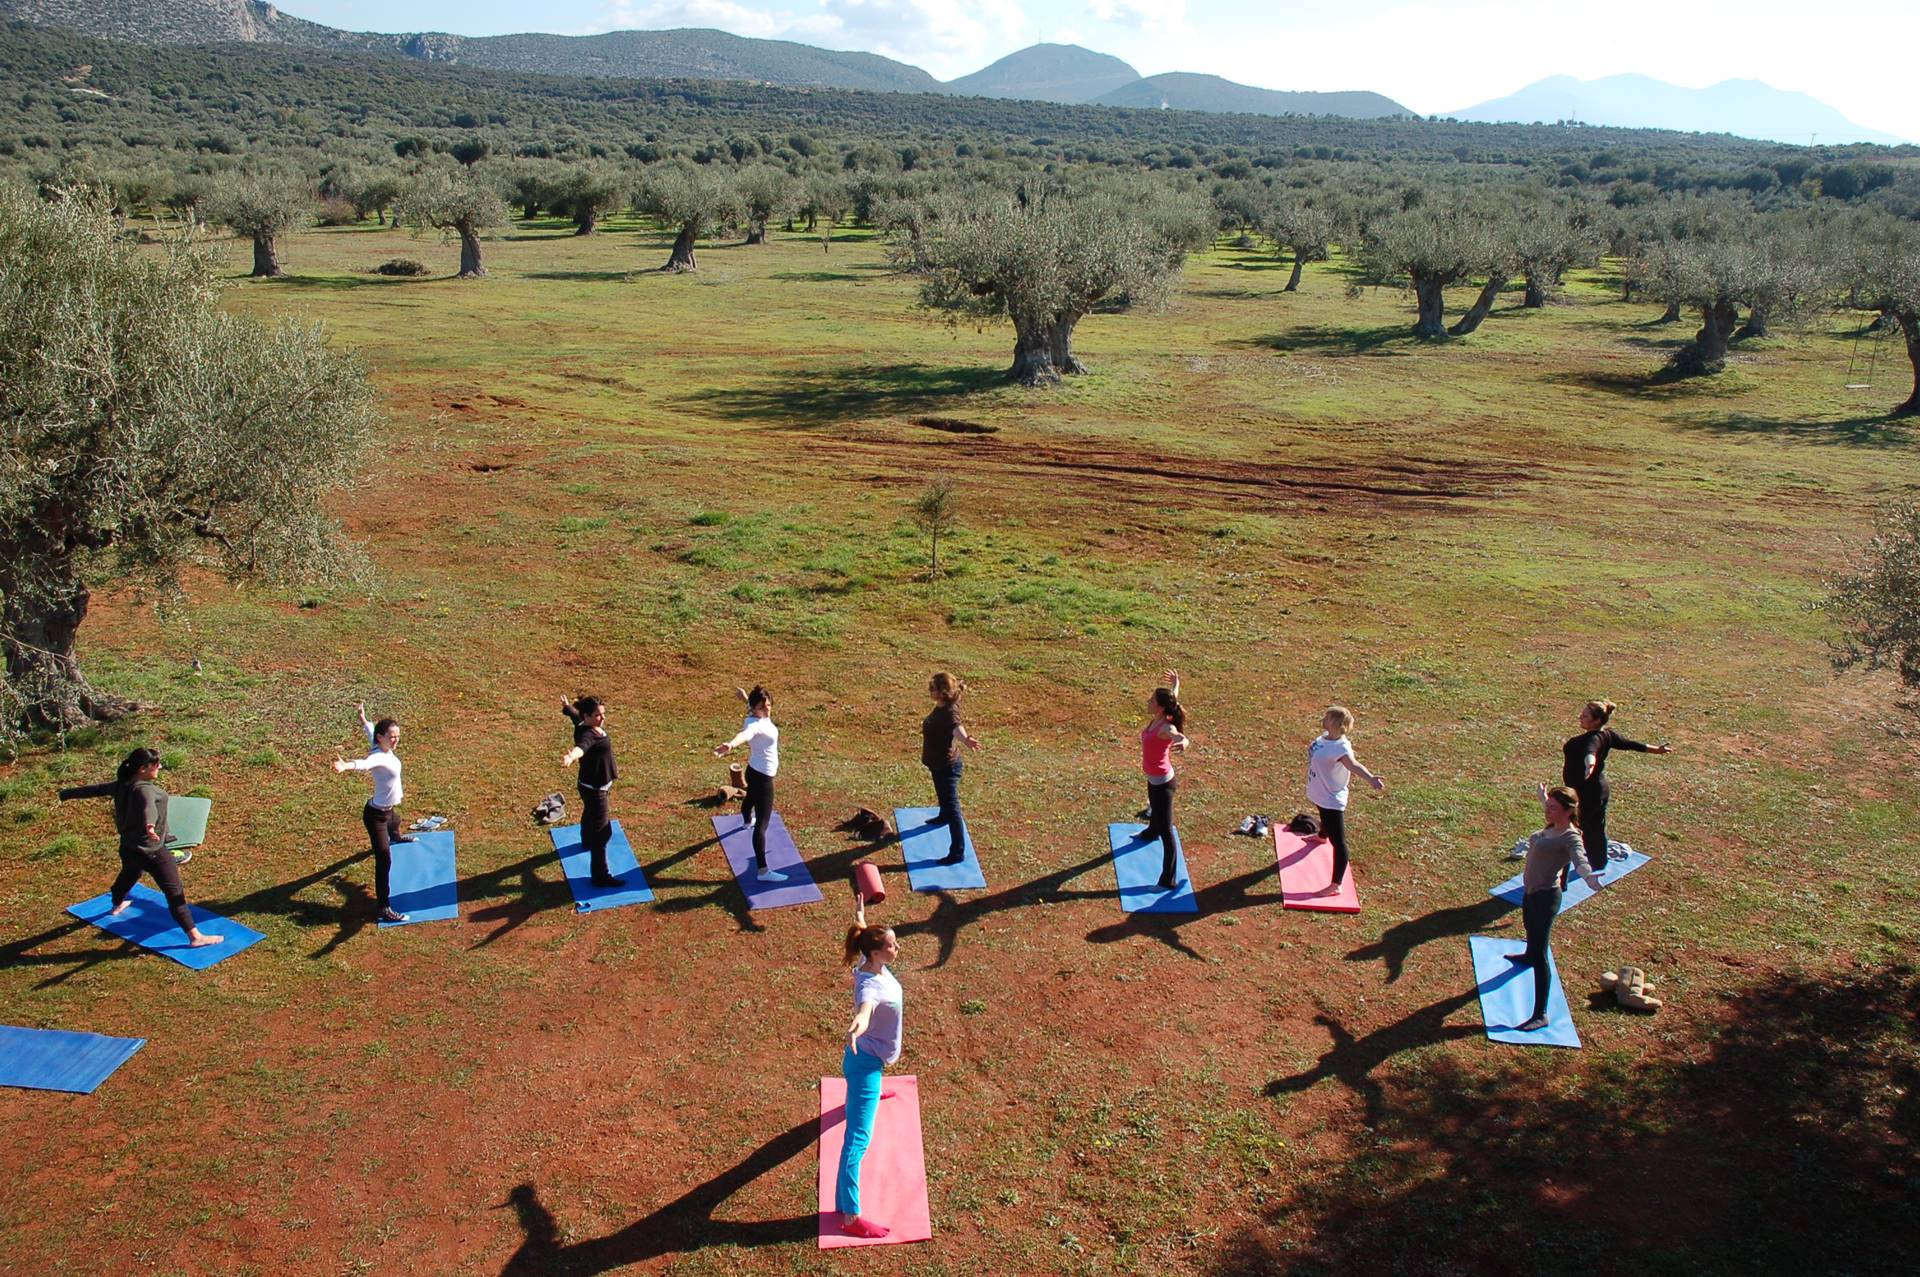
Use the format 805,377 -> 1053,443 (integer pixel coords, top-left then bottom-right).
928,762 -> 965,859
1317,806 -> 1349,885
110,845 -> 195,933
742,767 -> 774,868
578,785 -> 613,878
1146,776 -> 1178,882
1522,885 -> 1562,1021
1576,778 -> 1610,873
362,802 -> 401,907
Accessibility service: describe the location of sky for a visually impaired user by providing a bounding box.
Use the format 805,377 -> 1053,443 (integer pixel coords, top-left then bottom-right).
285,1 -> 1919,141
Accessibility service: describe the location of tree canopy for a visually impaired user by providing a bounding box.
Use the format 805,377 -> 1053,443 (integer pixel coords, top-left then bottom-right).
394,166 -> 508,278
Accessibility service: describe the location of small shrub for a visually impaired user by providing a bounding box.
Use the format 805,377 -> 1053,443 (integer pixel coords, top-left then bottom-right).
372,258 -> 429,277
316,196 -> 358,226
690,510 -> 731,526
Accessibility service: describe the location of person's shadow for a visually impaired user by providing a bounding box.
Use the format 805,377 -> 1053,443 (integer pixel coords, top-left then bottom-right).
497,1117 -> 819,1274
1345,897 -> 1515,983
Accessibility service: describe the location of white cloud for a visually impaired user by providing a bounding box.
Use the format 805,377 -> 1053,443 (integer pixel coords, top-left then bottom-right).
1085,1 -> 1187,35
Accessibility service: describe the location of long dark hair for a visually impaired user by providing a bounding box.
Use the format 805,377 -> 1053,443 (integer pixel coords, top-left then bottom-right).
571,696 -> 603,718
116,747 -> 162,786
746,685 -> 770,713
1152,686 -> 1185,731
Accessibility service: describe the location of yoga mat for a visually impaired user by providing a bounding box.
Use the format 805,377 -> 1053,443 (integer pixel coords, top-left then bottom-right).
381,829 -> 460,926
818,1073 -> 932,1248
1275,830 -> 1361,913
1489,850 -> 1650,912
893,807 -> 987,892
713,812 -> 822,909
1107,823 -> 1198,914
0,1025 -> 145,1094
163,796 -> 211,850
550,820 -> 654,912
1469,935 -> 1581,1049
67,883 -> 263,969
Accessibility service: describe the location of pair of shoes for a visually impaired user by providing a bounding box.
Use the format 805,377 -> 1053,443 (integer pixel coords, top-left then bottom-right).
378,907 -> 410,923
170,848 -> 194,866
1505,837 -> 1529,861
1157,874 -> 1181,891
1253,815 -> 1271,838
1235,815 -> 1257,836
591,873 -> 625,888
756,865 -> 787,883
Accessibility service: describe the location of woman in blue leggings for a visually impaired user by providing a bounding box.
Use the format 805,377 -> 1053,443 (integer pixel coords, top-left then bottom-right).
837,889 -> 905,1239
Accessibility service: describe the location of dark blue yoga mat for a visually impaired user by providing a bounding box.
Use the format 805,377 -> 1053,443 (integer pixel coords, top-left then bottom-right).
381,829 -> 459,926
1490,850 -> 1649,912
894,807 -> 987,892
1470,935 -> 1581,1049
714,813 -> 823,910
67,884 -> 263,969
0,1025 -> 145,1094
1107,823 -> 1197,914
551,820 -> 654,911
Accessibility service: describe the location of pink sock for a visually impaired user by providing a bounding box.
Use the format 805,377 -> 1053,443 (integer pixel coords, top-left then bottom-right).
842,1216 -> 890,1239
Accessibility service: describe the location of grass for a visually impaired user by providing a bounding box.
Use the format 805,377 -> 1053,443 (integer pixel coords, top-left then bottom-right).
1,219 -> 1917,1276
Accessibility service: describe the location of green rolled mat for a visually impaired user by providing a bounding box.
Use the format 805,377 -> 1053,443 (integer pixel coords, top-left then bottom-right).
164,796 -> 212,850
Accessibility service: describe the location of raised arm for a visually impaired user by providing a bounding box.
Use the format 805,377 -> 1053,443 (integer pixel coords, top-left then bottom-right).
58,781 -> 117,801
358,702 -> 376,749
334,755 -> 374,774
559,697 -> 581,724
1164,668 -> 1181,700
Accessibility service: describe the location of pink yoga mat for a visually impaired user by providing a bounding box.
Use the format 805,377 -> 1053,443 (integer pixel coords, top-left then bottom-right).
817,1074 -> 932,1249
1275,829 -> 1361,913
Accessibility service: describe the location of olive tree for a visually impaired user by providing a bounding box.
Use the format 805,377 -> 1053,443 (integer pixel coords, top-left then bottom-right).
736,165 -> 794,245
1353,195 -> 1511,338
1844,210 -> 1920,417
1259,187 -> 1337,292
0,190 -> 378,731
557,165 -> 625,236
635,163 -> 740,271
394,167 -> 507,278
1825,500 -> 1920,692
1512,193 -> 1603,308
1645,206 -> 1828,376
203,171 -> 314,278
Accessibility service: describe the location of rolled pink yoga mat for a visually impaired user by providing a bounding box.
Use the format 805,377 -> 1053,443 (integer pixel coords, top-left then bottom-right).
853,859 -> 886,905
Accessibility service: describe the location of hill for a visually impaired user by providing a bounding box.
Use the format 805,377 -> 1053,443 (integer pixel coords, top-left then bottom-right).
0,0 -> 941,92
943,43 -> 1140,104
1094,72 -> 1410,120
1453,73 -> 1907,145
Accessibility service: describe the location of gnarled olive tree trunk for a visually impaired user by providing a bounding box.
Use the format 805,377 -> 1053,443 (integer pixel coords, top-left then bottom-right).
1412,274 -> 1450,339
1670,301 -> 1741,376
457,223 -> 486,278
663,223 -> 698,272
1048,313 -> 1089,376
1896,311 -> 1920,418
0,538 -> 133,728
1657,300 -> 1683,324
1523,269 -> 1550,308
745,220 -> 767,245
574,207 -> 599,236
1008,314 -> 1061,386
1449,275 -> 1508,336
1735,307 -> 1770,341
1285,248 -> 1306,292
251,234 -> 283,278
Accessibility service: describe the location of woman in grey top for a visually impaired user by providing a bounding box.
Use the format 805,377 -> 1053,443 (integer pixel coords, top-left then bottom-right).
59,748 -> 224,948
1509,784 -> 1604,1032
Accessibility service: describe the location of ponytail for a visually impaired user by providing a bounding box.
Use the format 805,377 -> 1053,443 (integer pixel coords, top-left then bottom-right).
1584,699 -> 1616,726
929,672 -> 965,706
1153,686 -> 1185,732
843,924 -> 890,966
116,748 -> 161,786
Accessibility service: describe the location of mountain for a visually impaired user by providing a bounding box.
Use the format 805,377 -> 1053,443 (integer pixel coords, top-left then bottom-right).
0,1 -> 941,92
1453,74 -> 1906,145
1094,73 -> 1410,120
944,43 -> 1139,104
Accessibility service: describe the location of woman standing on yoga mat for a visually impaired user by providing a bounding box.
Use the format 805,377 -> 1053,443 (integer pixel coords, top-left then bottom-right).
1306,705 -> 1386,892
60,749 -> 224,948
1140,670 -> 1191,891
560,695 -> 624,888
1562,700 -> 1671,879
837,888 -> 904,1239
923,673 -> 981,865
715,685 -> 784,880
1510,784 -> 1605,1033
332,704 -> 414,923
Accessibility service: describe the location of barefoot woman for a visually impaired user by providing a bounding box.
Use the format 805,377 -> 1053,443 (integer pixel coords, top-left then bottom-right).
60,748 -> 224,948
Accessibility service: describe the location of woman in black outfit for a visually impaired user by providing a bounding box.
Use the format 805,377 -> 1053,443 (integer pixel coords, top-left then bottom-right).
59,748 -> 224,948
1561,699 -> 1672,882
561,696 -> 623,887
922,673 -> 981,864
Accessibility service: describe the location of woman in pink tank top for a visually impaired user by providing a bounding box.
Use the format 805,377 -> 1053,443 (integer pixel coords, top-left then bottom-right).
1139,670 -> 1190,890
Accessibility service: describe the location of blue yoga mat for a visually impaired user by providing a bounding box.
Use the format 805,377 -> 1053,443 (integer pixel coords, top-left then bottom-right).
381,829 -> 459,926
1490,850 -> 1650,911
1469,935 -> 1581,1048
894,807 -> 987,892
1107,823 -> 1198,914
67,884 -> 263,969
551,820 -> 654,912
0,1025 -> 145,1094
714,813 -> 823,910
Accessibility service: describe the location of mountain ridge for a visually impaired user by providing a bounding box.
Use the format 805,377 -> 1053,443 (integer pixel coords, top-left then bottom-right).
1454,73 -> 1906,145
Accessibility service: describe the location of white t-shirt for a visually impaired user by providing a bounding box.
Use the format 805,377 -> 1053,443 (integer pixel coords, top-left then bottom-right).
1306,734 -> 1356,811
346,746 -> 404,807
741,715 -> 779,777
852,965 -> 904,1064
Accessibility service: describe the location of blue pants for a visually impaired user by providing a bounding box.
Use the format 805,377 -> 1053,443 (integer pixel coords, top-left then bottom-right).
835,1046 -> 885,1217
928,760 -> 965,858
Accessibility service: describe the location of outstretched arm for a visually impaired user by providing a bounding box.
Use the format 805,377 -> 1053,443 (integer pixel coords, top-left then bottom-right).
846,1001 -> 876,1050
713,725 -> 755,756
58,781 -> 117,801
560,746 -> 583,768
1347,754 -> 1387,792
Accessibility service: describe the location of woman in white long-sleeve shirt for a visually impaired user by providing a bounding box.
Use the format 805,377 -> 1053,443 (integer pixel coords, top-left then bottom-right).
713,685 -> 783,881
332,702 -> 415,923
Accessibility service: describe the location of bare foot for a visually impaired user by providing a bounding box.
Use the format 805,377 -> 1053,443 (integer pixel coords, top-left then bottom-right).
188,931 -> 224,948
841,1215 -> 890,1239
108,901 -> 132,917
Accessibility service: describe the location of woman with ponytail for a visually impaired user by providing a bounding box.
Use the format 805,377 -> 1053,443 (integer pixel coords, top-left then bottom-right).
1140,670 -> 1191,891
59,748 -> 224,948
922,672 -> 980,864
715,685 -> 783,881
835,888 -> 905,1239
1509,784 -> 1605,1033
1562,699 -> 1671,882
1305,705 -> 1387,892
560,694 -> 624,888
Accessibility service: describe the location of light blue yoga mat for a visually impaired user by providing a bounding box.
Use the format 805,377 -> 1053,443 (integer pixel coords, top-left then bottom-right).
894,807 -> 987,892
67,883 -> 263,969
1470,935 -> 1581,1048
381,829 -> 459,926
1107,823 -> 1198,914
1490,850 -> 1650,911
551,820 -> 654,911
0,1025 -> 145,1094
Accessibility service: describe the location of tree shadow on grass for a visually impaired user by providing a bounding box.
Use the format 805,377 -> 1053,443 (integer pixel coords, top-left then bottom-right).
249,274 -> 445,290
677,364 -> 1006,428
1235,324 -> 1415,356
1674,409 -> 1916,448
522,269 -> 635,283
497,1117 -> 818,1275
1230,963 -> 1920,1276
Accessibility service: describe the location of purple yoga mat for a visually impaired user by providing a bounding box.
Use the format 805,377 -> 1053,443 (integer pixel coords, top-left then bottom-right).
712,812 -> 823,909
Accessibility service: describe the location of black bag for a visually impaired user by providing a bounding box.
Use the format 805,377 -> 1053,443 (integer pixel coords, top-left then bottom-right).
1285,810 -> 1320,836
